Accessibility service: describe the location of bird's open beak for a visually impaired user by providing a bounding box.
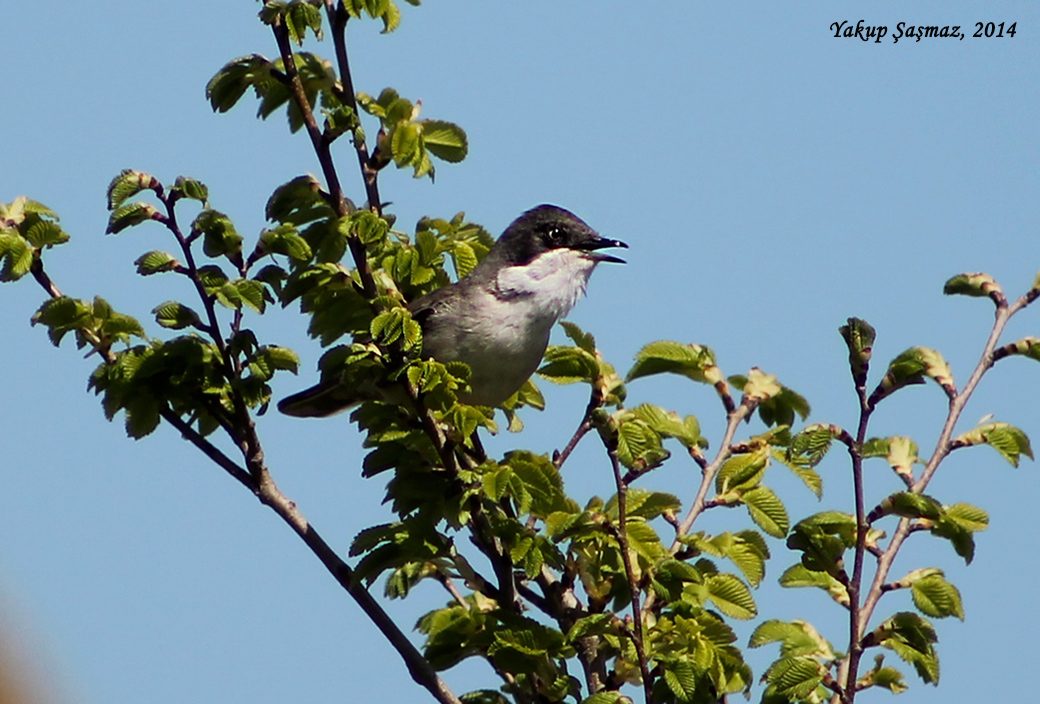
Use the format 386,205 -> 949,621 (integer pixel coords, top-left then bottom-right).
578,236 -> 628,264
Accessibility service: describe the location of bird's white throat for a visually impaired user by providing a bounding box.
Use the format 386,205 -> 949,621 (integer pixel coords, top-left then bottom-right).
494,248 -> 599,320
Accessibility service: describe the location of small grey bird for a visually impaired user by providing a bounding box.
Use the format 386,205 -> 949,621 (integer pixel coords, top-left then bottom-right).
279,204 -> 626,417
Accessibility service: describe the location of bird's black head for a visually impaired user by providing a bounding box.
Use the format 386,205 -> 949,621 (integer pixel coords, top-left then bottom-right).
492,204 -> 628,267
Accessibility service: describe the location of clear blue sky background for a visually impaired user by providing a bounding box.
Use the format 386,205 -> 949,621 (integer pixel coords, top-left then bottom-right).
2,2 -> 1037,703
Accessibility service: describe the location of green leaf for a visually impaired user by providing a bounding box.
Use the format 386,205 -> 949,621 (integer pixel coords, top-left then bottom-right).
0,234 -> 33,282
839,317 -> 876,378
786,512 -> 856,576
1,197 -> 58,223
134,250 -> 181,276
24,219 -> 69,248
953,420 -> 1033,467
537,345 -> 599,384
929,516 -> 978,564
345,0 -> 407,33
124,394 -> 161,439
170,176 -> 209,204
1,199 -> 69,258
284,0 -> 324,44
786,424 -> 839,468
196,264 -> 229,292
730,370 -> 809,427
871,612 -> 940,685
778,564 -> 849,606
578,694 -> 624,704
31,296 -> 95,346
942,503 -> 989,532
730,368 -> 781,403
235,279 -> 267,313
871,492 -> 943,522
265,175 -> 333,225
663,661 -> 698,701
193,210 -> 242,260
566,614 -> 616,642
107,202 -> 161,235
623,489 -> 681,520
742,486 -> 789,538
883,435 -> 920,480
370,307 -> 414,347
106,169 -> 162,210
152,301 -> 202,330
715,448 -> 769,494
421,120 -> 468,163
391,121 -> 422,168
711,530 -> 769,588
205,54 -> 273,114
615,418 -> 669,471
943,272 -> 1001,298
763,656 -> 826,699
263,345 -> 300,374
750,619 -> 837,660
450,240 -> 478,279
560,321 -> 596,354
627,340 -> 724,386
863,661 -> 908,694
254,223 -> 314,263
632,403 -> 705,450
504,451 -> 577,518
910,572 -> 964,620
704,573 -> 756,619
771,448 -> 823,498
876,347 -> 955,399
996,336 -> 1040,363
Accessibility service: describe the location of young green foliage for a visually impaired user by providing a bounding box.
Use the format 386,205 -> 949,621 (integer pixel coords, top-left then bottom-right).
4,4 -> 1036,703
358,88 -> 468,179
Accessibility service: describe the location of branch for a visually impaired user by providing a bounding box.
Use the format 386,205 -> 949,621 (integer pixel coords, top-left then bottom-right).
837,291 -> 1036,703
532,566 -> 609,696
168,405 -> 463,704
835,359 -> 875,703
27,250 -> 463,704
161,409 -> 256,491
554,386 -> 603,469
156,192 -> 268,482
326,2 -> 383,215
674,400 -> 754,539
604,441 -> 653,704
269,16 -> 377,300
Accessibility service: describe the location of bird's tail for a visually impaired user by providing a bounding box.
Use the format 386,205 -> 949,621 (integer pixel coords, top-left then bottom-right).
277,381 -> 359,418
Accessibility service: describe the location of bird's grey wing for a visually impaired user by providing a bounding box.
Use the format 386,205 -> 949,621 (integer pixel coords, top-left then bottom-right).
408,284 -> 456,324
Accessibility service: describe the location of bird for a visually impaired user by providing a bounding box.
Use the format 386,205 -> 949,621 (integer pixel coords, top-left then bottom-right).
278,204 -> 627,417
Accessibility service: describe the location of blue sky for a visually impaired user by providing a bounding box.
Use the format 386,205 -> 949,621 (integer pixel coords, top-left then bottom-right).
2,2 -> 1038,703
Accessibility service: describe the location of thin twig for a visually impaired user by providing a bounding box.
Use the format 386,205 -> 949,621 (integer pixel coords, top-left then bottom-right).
674,401 -> 754,539
157,192 -> 266,482
835,292 -> 1035,704
836,361 -> 874,704
555,387 -> 603,469
269,16 -> 377,299
436,573 -> 470,608
325,2 -> 383,215
639,399 -> 754,619
604,442 -> 653,704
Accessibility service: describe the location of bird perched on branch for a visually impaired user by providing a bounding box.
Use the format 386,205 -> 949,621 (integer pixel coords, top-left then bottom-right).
279,204 -> 626,417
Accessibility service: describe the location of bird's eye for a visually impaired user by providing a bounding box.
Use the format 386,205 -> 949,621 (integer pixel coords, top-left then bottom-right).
544,227 -> 564,247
